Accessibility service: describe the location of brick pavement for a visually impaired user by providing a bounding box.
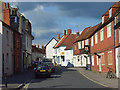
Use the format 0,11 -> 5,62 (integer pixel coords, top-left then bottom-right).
70,67 -> 119,89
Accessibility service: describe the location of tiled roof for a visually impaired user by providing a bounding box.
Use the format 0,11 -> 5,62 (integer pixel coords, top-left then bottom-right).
32,46 -> 46,54
74,23 -> 101,43
54,35 -> 68,48
54,34 -> 77,50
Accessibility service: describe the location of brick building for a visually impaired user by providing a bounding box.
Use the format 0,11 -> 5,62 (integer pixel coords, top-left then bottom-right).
3,3 -> 22,74
90,2 -> 120,73
73,24 -> 100,68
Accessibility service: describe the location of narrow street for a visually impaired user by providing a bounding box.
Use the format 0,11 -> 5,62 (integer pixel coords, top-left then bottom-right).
26,66 -> 111,89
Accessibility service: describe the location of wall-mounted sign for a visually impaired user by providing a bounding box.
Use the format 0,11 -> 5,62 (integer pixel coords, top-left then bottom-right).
61,52 -> 65,55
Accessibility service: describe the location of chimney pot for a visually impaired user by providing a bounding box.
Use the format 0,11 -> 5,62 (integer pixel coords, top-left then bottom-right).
7,3 -> 9,8
76,30 -> 79,36
4,3 -> 6,8
41,45 -> 44,49
64,30 -> 66,36
58,34 -> 60,40
38,44 -> 39,48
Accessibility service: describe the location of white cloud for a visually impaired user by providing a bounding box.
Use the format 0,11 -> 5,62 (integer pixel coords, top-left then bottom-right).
34,5 -> 44,11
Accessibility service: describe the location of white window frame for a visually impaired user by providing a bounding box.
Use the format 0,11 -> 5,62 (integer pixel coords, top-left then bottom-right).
95,33 -> 98,44
92,55 -> 94,66
85,39 -> 89,45
107,23 -> 111,38
78,41 -> 81,49
82,41 -> 84,48
109,8 -> 112,18
100,53 -> 105,66
74,44 -> 76,51
100,29 -> 104,41
91,36 -> 93,46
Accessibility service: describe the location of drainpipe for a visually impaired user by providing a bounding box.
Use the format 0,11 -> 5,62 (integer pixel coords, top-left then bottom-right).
114,18 -> 116,76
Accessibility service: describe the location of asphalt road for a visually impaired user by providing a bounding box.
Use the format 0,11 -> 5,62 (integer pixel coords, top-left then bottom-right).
27,66 -> 112,89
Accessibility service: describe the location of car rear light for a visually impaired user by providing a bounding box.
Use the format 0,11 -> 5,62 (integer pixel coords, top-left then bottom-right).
48,69 -> 51,72
35,70 -> 37,72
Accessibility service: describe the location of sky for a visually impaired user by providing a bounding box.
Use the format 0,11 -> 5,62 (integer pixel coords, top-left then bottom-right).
10,2 -> 114,47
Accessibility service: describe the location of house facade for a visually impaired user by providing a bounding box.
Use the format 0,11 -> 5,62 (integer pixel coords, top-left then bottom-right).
45,37 -> 57,63
90,2 -> 120,73
0,20 -> 14,76
32,45 -> 46,62
114,10 -> 120,78
54,29 -> 76,67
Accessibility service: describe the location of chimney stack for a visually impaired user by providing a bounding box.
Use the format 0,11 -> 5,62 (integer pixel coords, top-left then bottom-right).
41,45 -> 44,49
64,30 -> 66,36
3,3 -> 10,26
67,29 -> 71,35
58,34 -> 60,40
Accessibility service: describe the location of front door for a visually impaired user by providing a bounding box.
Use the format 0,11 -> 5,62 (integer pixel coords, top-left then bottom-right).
99,58 -> 102,72
118,49 -> 120,78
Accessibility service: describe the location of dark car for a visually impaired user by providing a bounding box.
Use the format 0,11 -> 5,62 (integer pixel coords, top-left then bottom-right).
42,62 -> 55,73
34,64 -> 51,78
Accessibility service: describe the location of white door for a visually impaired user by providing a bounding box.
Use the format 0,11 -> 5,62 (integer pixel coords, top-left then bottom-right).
99,58 -> 102,72
118,49 -> 120,78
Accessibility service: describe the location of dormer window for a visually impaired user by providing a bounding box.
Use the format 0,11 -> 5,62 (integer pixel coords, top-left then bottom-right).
102,16 -> 104,24
109,8 -> 112,18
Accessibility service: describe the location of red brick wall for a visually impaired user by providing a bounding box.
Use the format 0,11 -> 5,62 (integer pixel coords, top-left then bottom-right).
90,21 -> 115,73
73,42 -> 79,55
14,32 -> 21,73
115,28 -> 119,47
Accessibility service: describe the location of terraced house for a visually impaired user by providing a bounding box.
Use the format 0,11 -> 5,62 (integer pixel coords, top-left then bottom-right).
54,29 -> 76,67
73,24 -> 100,68
90,2 -> 120,76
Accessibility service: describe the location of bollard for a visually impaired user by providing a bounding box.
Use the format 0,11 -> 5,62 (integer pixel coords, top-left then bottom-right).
4,72 -> 7,88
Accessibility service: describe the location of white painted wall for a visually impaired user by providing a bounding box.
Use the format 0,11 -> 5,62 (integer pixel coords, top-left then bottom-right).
116,47 -> 120,78
0,21 -> 3,84
2,24 -> 14,76
46,38 -> 57,59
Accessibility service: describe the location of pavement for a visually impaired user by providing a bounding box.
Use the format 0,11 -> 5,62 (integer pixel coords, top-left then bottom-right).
71,67 -> 119,89
1,68 -> 34,89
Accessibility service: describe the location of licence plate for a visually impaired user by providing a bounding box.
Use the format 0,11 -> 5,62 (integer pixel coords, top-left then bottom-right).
40,70 -> 46,72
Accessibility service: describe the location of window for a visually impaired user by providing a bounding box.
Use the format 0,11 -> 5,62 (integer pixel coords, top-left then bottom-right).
82,41 -> 84,48
95,33 -> 98,44
78,56 -> 80,62
17,37 -> 19,49
91,36 -> 93,46
100,29 -> 104,41
108,51 -> 112,65
107,23 -> 111,38
109,8 -> 112,18
96,56 -> 98,65
61,56 -> 65,62
74,44 -> 76,51
92,55 -> 94,66
85,39 -> 89,45
101,53 -> 105,65
6,31 -> 9,45
78,41 -> 81,49
102,16 -> 104,24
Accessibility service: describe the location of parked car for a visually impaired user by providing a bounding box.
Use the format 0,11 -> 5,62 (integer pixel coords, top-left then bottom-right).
34,64 -> 52,78
42,62 -> 55,73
